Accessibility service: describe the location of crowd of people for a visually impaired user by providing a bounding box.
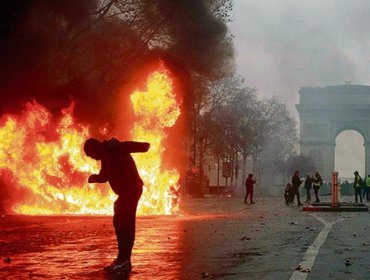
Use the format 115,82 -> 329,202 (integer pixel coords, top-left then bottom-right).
282,170 -> 370,206
284,171 -> 323,206
243,170 -> 370,207
352,171 -> 370,203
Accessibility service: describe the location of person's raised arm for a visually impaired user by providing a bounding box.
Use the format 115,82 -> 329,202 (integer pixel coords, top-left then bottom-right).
119,141 -> 150,153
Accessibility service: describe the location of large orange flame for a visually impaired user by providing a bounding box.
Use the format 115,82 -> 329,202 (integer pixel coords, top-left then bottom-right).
0,65 -> 181,215
131,65 -> 181,214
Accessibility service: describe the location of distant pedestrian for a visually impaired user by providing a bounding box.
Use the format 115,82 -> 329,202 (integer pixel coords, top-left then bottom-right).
284,183 -> 293,205
244,173 -> 256,204
291,170 -> 303,206
353,171 -> 363,203
365,175 -> 370,201
304,174 -> 313,203
312,172 -> 322,203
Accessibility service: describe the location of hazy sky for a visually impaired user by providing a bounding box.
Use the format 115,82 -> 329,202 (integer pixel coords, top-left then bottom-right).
229,0 -> 370,112
335,130 -> 365,178
229,0 -> 370,177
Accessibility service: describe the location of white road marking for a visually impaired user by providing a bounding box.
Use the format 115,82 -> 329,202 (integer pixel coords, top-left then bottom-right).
289,215 -> 345,280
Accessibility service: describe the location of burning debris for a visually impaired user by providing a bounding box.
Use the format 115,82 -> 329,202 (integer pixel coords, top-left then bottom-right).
0,64 -> 181,215
0,0 -> 233,215
130,64 -> 181,215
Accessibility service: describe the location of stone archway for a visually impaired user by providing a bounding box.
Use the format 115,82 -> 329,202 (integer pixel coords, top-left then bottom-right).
335,130 -> 365,178
296,85 -> 370,180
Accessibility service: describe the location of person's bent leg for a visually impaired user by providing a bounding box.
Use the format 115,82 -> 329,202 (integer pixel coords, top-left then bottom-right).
113,197 -> 126,263
250,187 -> 254,203
314,187 -> 319,202
114,188 -> 142,263
297,191 -> 302,205
119,188 -> 142,262
292,188 -> 297,204
306,188 -> 311,202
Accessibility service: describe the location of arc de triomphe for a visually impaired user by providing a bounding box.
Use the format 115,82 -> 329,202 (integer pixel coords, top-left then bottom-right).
296,85 -> 370,180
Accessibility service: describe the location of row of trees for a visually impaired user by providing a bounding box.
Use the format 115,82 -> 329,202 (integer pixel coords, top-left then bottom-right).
188,75 -> 303,193
0,0 -> 314,200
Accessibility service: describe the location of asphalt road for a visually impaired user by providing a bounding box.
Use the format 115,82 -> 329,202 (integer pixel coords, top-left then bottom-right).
1,195 -> 370,279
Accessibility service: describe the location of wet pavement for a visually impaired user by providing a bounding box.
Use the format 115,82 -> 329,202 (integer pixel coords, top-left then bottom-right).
1,195 -> 370,279
308,213 -> 370,279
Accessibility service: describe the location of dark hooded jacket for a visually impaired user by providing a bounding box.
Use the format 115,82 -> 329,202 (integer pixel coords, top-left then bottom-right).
96,138 -> 150,195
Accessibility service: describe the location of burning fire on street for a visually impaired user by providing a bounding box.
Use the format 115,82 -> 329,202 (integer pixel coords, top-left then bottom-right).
0,64 -> 181,216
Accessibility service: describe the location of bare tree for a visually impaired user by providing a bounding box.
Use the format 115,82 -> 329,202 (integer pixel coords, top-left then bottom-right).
194,76 -> 299,192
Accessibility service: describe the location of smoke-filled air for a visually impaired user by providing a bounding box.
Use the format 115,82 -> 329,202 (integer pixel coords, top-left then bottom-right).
0,0 -> 234,214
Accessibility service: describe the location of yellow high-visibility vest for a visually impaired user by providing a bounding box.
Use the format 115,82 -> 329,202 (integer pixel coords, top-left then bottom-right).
365,177 -> 370,187
355,175 -> 362,187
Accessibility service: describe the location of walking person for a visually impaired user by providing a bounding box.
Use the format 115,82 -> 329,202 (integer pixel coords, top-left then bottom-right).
291,170 -> 303,206
313,171 -> 322,203
365,174 -> 370,201
353,171 -> 363,203
304,174 -> 313,203
84,137 -> 150,274
244,173 -> 256,204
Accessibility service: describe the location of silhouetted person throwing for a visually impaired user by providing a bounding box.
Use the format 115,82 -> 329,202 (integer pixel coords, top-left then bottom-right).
84,137 -> 150,274
244,173 -> 256,204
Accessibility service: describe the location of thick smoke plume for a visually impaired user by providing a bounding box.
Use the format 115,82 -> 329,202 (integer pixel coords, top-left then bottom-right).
0,0 -> 233,126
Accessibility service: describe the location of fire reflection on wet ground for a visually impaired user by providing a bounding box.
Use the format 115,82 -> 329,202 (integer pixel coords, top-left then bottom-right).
1,215 -> 177,279
0,211 -> 243,280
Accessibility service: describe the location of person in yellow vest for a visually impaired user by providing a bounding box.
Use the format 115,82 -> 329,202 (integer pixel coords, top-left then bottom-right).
353,171 -> 363,203
312,172 -> 322,203
365,174 -> 370,201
